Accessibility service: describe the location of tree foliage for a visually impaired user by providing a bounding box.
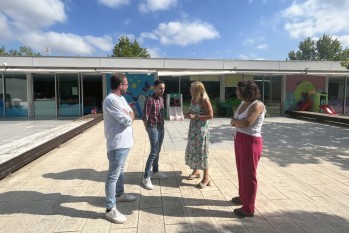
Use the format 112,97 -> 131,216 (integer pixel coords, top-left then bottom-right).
288,34 -> 348,61
341,48 -> 349,69
112,36 -> 150,58
0,46 -> 41,56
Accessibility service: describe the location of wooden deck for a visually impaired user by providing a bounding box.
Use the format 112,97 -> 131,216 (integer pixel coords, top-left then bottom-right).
285,110 -> 349,125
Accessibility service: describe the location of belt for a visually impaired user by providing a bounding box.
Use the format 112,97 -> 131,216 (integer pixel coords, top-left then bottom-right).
148,125 -> 164,128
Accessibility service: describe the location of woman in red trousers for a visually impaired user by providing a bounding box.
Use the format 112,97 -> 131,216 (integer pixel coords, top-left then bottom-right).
230,80 -> 266,218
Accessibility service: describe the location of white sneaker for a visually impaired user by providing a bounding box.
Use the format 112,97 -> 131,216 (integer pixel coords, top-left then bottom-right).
105,207 -> 126,224
142,177 -> 153,190
151,171 -> 168,179
116,193 -> 136,202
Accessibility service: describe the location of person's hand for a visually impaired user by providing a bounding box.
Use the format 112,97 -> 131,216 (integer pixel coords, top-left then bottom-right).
130,111 -> 135,121
188,113 -> 196,120
230,118 -> 236,127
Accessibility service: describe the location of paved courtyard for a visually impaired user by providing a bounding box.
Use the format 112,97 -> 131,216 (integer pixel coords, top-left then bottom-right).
0,117 -> 349,233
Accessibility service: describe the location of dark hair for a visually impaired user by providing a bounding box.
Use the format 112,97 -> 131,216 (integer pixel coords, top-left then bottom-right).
237,80 -> 260,101
154,79 -> 164,86
110,73 -> 126,90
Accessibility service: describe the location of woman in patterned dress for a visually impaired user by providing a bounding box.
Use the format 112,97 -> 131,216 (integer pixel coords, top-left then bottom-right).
185,81 -> 213,189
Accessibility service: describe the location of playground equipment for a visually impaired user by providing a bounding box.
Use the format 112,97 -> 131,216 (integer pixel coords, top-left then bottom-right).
297,89 -> 315,111
297,91 -> 338,115
166,93 -> 184,121
316,92 -> 338,115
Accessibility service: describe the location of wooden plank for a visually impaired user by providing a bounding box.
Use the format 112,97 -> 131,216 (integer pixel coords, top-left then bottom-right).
285,111 -> 349,125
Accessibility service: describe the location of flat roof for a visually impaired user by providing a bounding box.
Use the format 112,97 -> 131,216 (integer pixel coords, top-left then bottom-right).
0,56 -> 348,76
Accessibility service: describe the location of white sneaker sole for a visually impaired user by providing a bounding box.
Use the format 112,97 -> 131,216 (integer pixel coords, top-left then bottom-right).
142,182 -> 153,190
105,214 -> 126,224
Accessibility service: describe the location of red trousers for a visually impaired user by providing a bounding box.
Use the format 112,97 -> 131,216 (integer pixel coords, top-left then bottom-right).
234,131 -> 263,213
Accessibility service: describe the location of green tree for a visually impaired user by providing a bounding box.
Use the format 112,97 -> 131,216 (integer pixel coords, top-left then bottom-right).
0,45 -> 41,56
316,34 -> 342,61
288,34 -> 348,61
341,48 -> 349,69
112,36 -> 150,58
288,37 -> 316,60
0,46 -> 6,55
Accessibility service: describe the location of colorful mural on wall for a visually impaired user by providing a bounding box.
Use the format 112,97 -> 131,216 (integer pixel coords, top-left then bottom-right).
106,73 -> 155,118
285,75 -> 326,112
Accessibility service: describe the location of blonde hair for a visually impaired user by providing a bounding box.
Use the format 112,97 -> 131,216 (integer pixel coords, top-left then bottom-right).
191,81 -> 209,103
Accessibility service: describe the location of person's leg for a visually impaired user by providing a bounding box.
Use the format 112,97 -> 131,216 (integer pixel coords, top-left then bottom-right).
152,126 -> 164,173
234,132 -> 243,200
105,148 -> 128,210
144,127 -> 159,178
115,148 -> 130,196
202,168 -> 209,182
240,135 -> 262,214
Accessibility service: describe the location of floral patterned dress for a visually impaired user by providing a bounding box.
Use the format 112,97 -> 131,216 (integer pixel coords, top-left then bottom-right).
185,102 -> 210,170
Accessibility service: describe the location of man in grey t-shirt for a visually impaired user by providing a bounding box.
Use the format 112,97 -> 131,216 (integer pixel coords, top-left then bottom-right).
103,73 -> 136,224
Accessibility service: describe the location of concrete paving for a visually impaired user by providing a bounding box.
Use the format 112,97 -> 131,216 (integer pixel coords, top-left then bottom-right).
0,117 -> 349,233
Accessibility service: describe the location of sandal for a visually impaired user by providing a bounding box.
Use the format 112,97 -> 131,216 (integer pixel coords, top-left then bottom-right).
186,173 -> 201,180
196,180 -> 211,189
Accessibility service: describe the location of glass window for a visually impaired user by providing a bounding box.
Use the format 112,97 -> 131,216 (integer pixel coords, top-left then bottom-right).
253,76 -> 282,116
0,74 -> 3,118
161,76 -> 179,95
4,73 -> 28,117
82,74 -> 103,115
33,73 -> 56,117
57,73 -> 80,117
345,76 -> 348,115
328,76 -> 345,115
180,76 -> 192,105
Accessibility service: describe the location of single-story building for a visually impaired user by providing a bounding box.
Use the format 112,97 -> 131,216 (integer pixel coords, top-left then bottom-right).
0,56 -> 348,118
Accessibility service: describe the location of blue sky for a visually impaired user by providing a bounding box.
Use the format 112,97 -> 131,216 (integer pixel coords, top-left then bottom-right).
1,0 -> 349,60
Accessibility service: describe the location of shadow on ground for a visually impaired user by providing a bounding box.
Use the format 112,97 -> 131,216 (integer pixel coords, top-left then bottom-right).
262,119 -> 349,170
208,118 -> 349,170
0,189 -> 347,233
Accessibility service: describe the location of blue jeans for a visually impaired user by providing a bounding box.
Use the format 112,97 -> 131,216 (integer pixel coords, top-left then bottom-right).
144,126 -> 164,178
105,148 -> 129,210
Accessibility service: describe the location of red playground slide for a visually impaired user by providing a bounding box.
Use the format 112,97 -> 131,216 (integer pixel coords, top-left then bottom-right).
298,100 -> 313,111
320,105 -> 338,115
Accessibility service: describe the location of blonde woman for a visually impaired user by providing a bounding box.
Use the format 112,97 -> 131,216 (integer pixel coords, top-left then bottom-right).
185,81 -> 213,189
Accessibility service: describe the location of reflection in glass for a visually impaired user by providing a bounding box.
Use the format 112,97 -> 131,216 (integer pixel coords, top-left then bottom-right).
254,76 -> 282,116
344,76 -> 349,115
82,74 -> 103,115
4,73 -> 28,117
328,76 -> 345,115
57,73 -> 80,117
0,74 -> 3,118
33,73 -> 56,117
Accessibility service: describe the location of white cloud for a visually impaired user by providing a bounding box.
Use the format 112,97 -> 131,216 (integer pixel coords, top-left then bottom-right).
140,21 -> 220,46
0,0 -> 66,31
0,13 -> 13,41
18,32 -> 113,56
282,0 -> 349,38
243,38 -> 255,46
0,0 -> 114,55
239,53 -> 265,60
256,43 -> 268,49
98,0 -> 130,8
336,35 -> 349,48
85,35 -> 114,52
139,0 -> 177,13
147,48 -> 161,58
23,31 -> 95,55
243,37 -> 266,50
